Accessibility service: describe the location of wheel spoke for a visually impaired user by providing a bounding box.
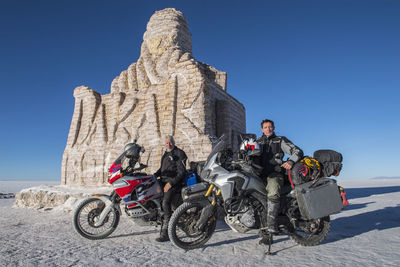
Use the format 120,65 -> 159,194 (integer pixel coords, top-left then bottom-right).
73,198 -> 119,239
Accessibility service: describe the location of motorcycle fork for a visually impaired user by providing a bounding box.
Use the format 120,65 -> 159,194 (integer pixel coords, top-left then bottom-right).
195,185 -> 221,230
205,184 -> 221,206
94,191 -> 121,227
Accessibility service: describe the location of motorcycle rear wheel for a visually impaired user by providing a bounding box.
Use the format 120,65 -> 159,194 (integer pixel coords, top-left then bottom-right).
290,216 -> 330,246
73,198 -> 120,240
168,202 -> 217,250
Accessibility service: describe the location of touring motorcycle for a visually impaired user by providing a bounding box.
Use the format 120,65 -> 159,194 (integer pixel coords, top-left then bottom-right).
168,135 -> 348,254
73,141 -> 181,239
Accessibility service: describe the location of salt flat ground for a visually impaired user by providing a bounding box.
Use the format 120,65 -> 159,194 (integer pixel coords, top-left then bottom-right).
1,179 -> 400,267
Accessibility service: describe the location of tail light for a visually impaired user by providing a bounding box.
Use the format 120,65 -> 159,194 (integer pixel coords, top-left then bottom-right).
339,187 -> 349,207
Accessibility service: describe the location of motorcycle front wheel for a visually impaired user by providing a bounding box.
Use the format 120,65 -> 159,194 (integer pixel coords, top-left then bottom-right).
73,198 -> 120,240
290,216 -> 330,246
168,202 -> 217,250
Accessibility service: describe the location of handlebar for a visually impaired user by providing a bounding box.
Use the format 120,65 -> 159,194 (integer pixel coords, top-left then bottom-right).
123,163 -> 147,175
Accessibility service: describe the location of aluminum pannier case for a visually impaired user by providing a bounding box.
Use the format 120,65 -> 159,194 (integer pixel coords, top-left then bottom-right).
294,178 -> 343,220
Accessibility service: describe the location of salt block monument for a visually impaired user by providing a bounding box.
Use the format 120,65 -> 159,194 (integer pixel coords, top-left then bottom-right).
61,8 -> 246,187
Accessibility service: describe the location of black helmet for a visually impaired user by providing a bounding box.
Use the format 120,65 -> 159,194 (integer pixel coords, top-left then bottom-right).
124,142 -> 143,159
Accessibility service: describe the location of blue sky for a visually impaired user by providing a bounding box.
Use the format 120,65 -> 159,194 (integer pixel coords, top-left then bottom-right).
1,0 -> 399,180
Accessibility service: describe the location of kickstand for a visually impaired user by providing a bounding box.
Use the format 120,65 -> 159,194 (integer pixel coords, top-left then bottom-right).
265,233 -> 274,256
259,233 -> 274,255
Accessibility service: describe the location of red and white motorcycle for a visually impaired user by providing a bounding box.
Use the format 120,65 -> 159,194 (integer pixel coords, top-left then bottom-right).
73,141 -> 182,239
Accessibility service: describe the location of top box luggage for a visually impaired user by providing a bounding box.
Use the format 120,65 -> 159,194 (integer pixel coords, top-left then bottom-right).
313,150 -> 343,177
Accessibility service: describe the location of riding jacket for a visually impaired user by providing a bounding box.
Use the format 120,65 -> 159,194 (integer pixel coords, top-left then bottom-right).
257,133 -> 303,177
154,146 -> 187,187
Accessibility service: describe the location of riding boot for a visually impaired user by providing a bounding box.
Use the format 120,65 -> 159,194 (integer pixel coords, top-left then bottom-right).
156,217 -> 170,242
266,198 -> 280,234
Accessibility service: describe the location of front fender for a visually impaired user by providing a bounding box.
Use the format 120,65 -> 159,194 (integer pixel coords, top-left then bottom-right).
91,193 -> 108,197
91,195 -> 121,226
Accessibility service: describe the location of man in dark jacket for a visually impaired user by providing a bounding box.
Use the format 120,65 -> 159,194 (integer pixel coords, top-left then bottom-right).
257,119 -> 303,234
154,135 -> 187,242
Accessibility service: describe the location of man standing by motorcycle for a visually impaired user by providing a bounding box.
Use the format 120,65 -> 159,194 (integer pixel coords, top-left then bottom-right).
257,119 -> 303,234
154,135 -> 187,242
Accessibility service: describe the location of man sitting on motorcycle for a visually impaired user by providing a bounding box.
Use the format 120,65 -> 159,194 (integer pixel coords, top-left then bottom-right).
257,119 -> 303,234
154,135 -> 187,242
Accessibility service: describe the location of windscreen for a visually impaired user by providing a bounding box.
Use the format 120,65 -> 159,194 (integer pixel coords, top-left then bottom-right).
113,151 -> 127,166
206,134 -> 228,163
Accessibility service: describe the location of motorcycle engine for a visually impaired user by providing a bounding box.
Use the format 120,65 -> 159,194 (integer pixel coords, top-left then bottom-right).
240,209 -> 256,228
225,205 -> 257,234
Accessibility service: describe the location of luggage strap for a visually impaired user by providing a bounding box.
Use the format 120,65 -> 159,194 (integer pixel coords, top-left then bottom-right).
301,157 -> 321,180
288,169 -> 295,189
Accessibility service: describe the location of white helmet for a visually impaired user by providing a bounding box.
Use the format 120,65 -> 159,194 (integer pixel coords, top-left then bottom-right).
240,138 -> 260,153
